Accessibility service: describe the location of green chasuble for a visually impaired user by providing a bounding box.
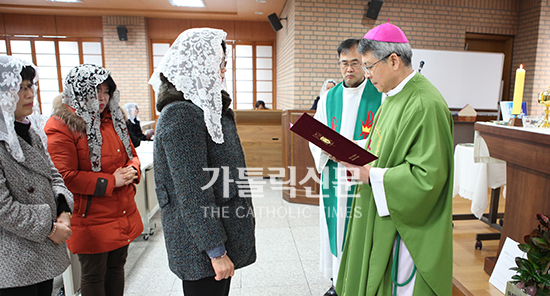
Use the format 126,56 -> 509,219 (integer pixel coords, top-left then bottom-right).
336,73 -> 454,296
323,79 -> 381,256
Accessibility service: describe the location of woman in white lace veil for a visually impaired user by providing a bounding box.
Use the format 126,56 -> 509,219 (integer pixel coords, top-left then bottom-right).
122,102 -> 150,148
0,55 -> 48,161
311,79 -> 336,110
149,27 -> 227,144
0,55 -> 74,295
320,79 -> 337,98
149,28 -> 256,296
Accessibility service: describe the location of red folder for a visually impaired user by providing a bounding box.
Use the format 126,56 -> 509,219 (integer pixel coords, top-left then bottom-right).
290,113 -> 378,166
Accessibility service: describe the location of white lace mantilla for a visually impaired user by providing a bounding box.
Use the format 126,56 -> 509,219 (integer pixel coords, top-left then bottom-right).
149,28 -> 227,144
0,55 -> 47,162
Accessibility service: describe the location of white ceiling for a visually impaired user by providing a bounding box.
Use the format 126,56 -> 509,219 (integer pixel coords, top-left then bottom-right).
0,0 -> 286,21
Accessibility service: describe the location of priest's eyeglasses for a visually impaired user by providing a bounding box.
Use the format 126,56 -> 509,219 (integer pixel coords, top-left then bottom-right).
362,53 -> 392,75
338,61 -> 362,70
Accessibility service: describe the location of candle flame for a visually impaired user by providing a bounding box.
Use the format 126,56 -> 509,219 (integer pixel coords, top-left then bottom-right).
520,64 -> 524,69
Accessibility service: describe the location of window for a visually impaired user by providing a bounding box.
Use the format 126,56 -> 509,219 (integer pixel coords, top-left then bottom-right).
150,40 -> 275,112
150,41 -> 171,116
1,37 -> 103,115
0,40 -> 7,55
255,45 -> 274,109
231,42 -> 275,110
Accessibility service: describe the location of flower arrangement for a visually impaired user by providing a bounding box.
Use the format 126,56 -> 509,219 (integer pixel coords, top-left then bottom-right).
510,214 -> 550,296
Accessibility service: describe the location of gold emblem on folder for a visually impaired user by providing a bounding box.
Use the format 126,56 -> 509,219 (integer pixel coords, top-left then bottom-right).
313,132 -> 334,146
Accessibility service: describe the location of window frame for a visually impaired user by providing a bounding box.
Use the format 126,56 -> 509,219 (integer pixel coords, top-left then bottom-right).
1,36 -> 104,114
148,39 -> 276,115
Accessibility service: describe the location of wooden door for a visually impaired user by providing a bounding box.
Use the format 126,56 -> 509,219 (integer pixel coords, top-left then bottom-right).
465,33 -> 514,105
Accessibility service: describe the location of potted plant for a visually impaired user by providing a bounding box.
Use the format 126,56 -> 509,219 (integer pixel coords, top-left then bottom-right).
508,214 -> 550,296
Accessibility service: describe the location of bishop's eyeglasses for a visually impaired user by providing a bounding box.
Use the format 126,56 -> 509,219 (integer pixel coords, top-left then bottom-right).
362,53 -> 393,75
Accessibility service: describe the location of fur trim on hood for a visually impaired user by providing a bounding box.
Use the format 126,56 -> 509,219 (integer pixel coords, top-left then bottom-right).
51,95 -> 87,135
51,95 -> 129,135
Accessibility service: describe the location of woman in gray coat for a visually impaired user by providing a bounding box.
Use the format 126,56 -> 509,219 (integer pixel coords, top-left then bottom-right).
0,55 -> 74,296
149,28 -> 256,296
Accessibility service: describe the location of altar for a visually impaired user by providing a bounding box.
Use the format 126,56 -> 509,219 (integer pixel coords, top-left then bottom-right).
474,122 -> 550,274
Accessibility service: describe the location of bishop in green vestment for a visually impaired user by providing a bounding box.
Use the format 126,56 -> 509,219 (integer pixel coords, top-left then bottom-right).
335,23 -> 454,296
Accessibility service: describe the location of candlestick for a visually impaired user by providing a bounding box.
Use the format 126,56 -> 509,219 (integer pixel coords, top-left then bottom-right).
512,64 -> 525,115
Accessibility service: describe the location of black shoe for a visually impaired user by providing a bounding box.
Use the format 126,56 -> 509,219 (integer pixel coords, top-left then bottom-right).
324,285 -> 338,296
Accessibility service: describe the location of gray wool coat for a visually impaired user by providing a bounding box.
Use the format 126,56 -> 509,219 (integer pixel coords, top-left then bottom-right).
0,127 -> 74,289
153,83 -> 256,281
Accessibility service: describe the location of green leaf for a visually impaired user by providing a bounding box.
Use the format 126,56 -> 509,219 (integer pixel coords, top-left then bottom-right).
534,237 -> 550,249
524,260 -> 538,274
517,257 -> 528,269
520,244 -> 532,253
539,274 -> 550,286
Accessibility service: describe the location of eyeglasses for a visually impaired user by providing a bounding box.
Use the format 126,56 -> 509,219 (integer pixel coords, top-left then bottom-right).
362,53 -> 392,75
19,82 -> 38,93
338,61 -> 362,70
220,60 -> 227,69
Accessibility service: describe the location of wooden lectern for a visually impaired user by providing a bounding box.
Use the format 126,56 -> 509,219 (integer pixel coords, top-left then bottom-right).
234,110 -> 283,177
281,109 -> 319,205
475,122 -> 550,274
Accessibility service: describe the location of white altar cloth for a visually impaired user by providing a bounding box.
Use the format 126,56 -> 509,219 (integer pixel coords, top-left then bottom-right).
453,143 -> 506,218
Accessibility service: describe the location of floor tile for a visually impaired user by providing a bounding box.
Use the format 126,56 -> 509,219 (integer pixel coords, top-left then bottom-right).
239,285 -> 312,296
119,183 -> 325,296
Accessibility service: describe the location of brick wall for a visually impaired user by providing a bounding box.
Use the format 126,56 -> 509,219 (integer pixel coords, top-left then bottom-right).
527,0 -> 550,116
276,0 -> 296,110
277,0 -> 550,113
103,16 -> 152,120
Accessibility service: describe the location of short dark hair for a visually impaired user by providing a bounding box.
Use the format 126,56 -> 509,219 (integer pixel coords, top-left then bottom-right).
255,100 -> 265,108
221,40 -> 227,55
103,75 -> 117,98
20,65 -> 36,82
337,39 -> 360,57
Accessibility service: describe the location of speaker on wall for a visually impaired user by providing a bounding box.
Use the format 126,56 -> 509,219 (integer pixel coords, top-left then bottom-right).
268,13 -> 283,32
366,0 -> 383,20
117,25 -> 128,41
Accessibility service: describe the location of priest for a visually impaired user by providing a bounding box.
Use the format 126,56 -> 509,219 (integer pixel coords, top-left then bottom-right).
309,38 -> 382,296
336,22 -> 454,296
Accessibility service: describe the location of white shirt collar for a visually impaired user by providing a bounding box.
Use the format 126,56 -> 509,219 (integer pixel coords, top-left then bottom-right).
342,78 -> 367,94
385,70 -> 416,97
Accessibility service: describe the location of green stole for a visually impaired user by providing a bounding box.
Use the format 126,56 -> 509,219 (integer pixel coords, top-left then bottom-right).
323,79 -> 381,256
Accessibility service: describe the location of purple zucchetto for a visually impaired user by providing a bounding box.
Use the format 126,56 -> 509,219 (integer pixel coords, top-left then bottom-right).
363,22 -> 409,43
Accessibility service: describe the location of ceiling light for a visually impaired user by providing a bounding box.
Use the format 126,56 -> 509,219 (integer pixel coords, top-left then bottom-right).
255,12 -> 264,15
169,0 -> 205,7
47,0 -> 82,2
256,0 -> 266,3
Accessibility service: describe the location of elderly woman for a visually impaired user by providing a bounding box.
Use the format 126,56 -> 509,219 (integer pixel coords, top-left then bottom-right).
122,103 -> 152,148
44,65 -> 143,296
149,28 -> 256,296
0,55 -> 74,296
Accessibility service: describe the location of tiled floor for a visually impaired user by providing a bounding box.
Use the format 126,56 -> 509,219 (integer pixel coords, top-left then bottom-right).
123,179 -> 332,296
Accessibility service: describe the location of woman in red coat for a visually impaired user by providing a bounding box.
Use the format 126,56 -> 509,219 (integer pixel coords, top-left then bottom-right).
44,64 -> 143,296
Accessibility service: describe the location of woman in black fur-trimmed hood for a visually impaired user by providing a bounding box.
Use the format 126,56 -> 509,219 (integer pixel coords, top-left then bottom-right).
149,28 -> 256,296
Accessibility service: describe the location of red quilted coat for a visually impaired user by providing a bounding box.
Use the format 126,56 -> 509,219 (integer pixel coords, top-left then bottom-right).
44,97 -> 143,254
